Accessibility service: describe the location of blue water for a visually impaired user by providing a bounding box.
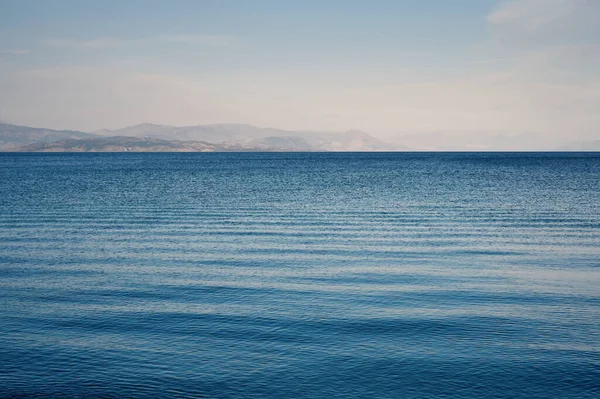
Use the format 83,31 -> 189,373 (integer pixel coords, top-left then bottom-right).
1,152 -> 599,398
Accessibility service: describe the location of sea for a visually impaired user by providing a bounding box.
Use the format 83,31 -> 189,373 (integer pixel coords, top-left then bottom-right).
1,152 -> 599,399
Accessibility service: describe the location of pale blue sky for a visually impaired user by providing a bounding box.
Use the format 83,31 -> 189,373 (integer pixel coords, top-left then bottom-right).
1,1 -> 494,71
0,0 -> 598,147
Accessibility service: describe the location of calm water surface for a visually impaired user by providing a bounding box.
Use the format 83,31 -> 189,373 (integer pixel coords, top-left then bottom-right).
1,152 -> 599,398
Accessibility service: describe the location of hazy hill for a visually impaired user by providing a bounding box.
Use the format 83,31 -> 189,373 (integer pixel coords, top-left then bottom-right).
248,136 -> 313,150
14,136 -> 309,152
0,123 -> 97,150
2,121 -> 394,152
96,123 -> 391,151
96,123 -> 299,143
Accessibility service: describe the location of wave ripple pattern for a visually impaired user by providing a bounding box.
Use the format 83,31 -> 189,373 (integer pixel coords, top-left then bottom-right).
1,152 -> 599,398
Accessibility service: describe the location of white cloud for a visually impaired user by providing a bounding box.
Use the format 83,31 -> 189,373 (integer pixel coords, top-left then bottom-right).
488,0 -> 576,30
488,0 -> 600,47
460,0 -> 600,147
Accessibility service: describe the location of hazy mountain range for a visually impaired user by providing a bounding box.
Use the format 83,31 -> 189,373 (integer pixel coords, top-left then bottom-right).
1,122 -> 598,152
1,122 -> 392,152
15,136 -> 281,153
0,123 -> 96,150
93,123 -> 392,151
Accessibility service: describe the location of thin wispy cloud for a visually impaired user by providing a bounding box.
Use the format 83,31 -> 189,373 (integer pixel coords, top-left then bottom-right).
487,0 -> 575,30
42,35 -> 234,50
487,0 -> 600,77
488,0 -> 600,44
470,57 -> 514,65
43,38 -> 123,49
155,35 -> 233,47
0,49 -> 31,55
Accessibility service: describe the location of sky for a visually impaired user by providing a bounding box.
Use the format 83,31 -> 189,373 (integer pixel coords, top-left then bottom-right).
0,0 -> 598,148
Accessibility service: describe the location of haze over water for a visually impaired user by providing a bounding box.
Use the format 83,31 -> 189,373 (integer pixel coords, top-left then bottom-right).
1,152 -> 599,398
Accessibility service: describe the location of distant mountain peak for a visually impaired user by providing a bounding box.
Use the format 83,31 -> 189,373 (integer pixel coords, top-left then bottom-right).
91,123 -> 392,151
342,129 -> 372,137
128,122 -> 173,129
0,122 -> 97,150
1,121 -> 395,152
